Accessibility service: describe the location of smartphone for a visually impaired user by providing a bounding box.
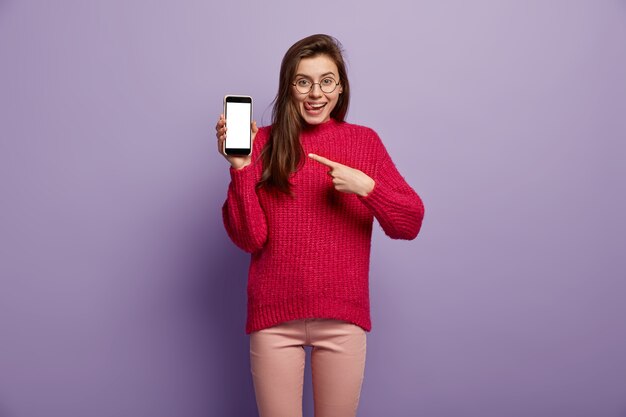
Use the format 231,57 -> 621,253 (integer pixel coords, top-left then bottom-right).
223,95 -> 253,156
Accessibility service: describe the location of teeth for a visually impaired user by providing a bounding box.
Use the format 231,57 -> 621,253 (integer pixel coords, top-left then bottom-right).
308,103 -> 325,109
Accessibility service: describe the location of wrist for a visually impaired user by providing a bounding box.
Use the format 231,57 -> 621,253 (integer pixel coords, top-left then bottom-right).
232,164 -> 250,170
230,159 -> 252,170
359,179 -> 375,197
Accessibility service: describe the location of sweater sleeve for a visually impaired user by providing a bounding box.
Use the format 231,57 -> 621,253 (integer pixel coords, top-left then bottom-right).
221,162 -> 268,253
357,131 -> 425,240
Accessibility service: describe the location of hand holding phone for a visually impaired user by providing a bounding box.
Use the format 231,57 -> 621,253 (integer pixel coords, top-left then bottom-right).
216,96 -> 257,170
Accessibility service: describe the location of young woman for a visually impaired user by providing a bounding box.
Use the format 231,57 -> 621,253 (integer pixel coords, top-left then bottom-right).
215,34 -> 424,417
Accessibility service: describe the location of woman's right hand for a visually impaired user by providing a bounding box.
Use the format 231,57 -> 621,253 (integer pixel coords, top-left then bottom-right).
215,114 -> 258,170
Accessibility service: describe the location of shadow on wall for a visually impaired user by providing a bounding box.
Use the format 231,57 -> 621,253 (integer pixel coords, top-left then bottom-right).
183,203 -> 258,416
0,402 -> 9,417
200,235 -> 257,416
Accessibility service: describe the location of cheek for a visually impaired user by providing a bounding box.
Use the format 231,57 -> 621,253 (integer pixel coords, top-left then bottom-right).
290,88 -> 304,104
289,94 -> 304,111
289,99 -> 305,118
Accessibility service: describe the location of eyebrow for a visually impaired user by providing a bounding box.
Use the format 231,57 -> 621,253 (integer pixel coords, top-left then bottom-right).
294,72 -> 337,79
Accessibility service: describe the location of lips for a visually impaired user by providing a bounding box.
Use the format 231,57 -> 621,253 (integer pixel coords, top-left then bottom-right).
304,102 -> 327,112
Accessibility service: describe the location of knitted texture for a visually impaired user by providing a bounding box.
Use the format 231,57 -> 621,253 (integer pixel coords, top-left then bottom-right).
222,119 -> 425,334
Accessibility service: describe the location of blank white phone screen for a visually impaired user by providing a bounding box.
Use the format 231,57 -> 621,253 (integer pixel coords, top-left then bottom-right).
226,102 -> 251,149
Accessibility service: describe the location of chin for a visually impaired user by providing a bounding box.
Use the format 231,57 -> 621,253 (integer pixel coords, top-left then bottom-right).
302,115 -> 330,125
299,108 -> 331,125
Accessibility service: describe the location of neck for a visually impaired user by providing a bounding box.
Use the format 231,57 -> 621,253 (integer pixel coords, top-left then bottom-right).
302,118 -> 338,133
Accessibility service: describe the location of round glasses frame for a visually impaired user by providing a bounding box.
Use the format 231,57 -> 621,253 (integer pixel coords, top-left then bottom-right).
291,78 -> 340,94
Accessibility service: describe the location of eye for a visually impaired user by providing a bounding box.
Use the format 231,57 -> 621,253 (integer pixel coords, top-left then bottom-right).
296,79 -> 311,87
321,78 -> 336,86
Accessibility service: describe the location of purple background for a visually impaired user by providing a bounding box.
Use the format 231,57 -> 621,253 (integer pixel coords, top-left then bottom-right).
1,1 -> 625,416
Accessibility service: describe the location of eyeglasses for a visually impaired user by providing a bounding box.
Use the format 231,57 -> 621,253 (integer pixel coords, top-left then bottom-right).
292,77 -> 340,94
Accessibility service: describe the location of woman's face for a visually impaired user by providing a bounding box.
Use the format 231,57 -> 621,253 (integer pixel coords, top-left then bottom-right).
291,55 -> 343,125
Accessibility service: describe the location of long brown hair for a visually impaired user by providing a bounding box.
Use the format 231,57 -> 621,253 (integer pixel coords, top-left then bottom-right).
258,34 -> 351,195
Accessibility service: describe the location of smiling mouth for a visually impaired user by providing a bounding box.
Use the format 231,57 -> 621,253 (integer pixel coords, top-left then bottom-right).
304,102 -> 327,112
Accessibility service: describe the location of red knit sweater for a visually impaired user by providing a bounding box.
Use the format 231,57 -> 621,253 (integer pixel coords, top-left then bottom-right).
222,119 -> 424,334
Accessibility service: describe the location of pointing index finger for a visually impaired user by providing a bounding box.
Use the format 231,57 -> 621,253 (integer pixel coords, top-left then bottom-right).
308,153 -> 338,168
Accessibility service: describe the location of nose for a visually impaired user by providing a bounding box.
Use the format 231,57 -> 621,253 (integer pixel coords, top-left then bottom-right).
308,83 -> 323,98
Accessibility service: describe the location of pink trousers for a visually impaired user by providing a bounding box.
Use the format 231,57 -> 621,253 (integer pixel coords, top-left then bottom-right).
249,318 -> 367,417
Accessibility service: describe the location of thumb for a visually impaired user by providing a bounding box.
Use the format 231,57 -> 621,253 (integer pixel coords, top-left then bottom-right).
251,120 -> 258,134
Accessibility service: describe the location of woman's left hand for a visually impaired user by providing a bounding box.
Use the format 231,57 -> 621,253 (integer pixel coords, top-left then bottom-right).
308,153 -> 375,197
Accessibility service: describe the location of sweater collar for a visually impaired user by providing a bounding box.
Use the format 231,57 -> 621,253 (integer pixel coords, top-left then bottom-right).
301,118 -> 340,136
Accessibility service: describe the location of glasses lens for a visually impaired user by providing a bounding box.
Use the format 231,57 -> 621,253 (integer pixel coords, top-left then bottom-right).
320,78 -> 337,93
295,79 -> 311,94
